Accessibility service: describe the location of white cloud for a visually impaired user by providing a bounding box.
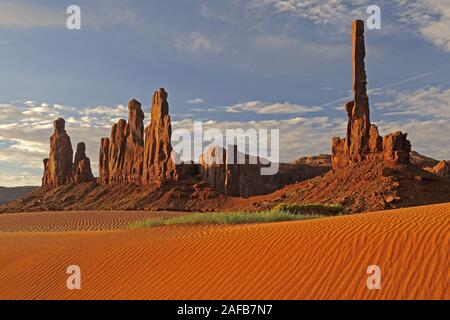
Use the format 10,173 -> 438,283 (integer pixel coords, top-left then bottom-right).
252,34 -> 349,58
375,86 -> 450,119
80,105 -> 128,117
175,32 -> 222,53
24,100 -> 36,106
187,98 -> 205,105
0,173 -> 41,187
0,1 -> 141,29
253,0 -> 369,26
253,0 -> 450,51
379,119 -> 450,161
8,139 -> 48,154
0,1 -> 63,28
207,100 -> 324,114
395,0 -> 450,52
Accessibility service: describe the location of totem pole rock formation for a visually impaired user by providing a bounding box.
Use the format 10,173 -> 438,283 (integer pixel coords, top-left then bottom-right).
142,88 -> 178,185
42,118 -> 74,187
72,142 -> 94,184
332,20 -> 411,169
42,118 -> 93,187
99,89 -> 178,186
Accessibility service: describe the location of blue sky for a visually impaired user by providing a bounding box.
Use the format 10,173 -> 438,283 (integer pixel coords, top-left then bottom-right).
0,0 -> 449,186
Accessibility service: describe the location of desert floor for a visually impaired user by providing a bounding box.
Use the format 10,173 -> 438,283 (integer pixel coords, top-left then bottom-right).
0,204 -> 448,300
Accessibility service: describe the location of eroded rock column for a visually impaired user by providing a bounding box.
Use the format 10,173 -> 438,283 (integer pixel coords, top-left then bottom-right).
142,88 -> 178,185
42,118 -> 73,187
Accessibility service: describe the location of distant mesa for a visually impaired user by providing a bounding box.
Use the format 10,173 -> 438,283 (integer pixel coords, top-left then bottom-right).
425,160 -> 450,179
198,145 -> 330,198
199,145 -> 276,198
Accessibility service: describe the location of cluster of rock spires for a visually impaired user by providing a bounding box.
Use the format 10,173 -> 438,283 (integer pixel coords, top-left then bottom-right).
43,89 -> 179,188
42,118 -> 94,187
99,88 -> 178,186
332,20 -> 411,169
41,87 -> 329,196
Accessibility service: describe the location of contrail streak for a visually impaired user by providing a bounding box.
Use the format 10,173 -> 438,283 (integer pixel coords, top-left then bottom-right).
318,65 -> 450,108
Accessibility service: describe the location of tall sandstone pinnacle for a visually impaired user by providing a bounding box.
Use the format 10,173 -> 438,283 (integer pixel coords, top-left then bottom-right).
42,118 -> 74,187
142,88 -> 178,185
99,99 -> 145,184
332,20 -> 411,169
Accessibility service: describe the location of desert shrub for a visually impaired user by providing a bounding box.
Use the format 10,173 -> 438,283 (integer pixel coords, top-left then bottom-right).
272,203 -> 344,216
130,211 -> 322,229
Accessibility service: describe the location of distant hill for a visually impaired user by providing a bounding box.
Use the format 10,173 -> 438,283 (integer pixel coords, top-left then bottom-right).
0,187 -> 38,205
410,151 -> 440,168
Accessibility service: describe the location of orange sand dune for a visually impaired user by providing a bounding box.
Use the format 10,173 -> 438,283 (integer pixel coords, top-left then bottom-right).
0,204 -> 448,300
0,211 -> 186,233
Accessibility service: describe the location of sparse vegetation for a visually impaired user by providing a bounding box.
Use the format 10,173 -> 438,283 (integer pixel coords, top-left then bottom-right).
130,211 -> 323,229
272,203 -> 345,215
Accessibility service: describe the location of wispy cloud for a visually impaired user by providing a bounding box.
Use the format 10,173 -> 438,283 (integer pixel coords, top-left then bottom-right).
0,1 -> 63,28
375,86 -> 450,119
175,32 -> 223,53
0,173 -> 41,187
223,101 -> 324,114
318,65 -> 450,109
187,98 -> 205,105
253,0 -> 369,26
191,100 -> 324,115
394,0 -> 450,52
250,0 -> 450,52
0,1 -> 141,29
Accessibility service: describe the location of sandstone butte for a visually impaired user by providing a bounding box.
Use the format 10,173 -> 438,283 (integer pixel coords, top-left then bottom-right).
425,160 -> 450,179
39,20 -> 448,199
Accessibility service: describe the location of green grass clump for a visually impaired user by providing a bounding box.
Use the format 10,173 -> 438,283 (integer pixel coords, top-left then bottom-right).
272,203 -> 344,216
130,211 -> 322,229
